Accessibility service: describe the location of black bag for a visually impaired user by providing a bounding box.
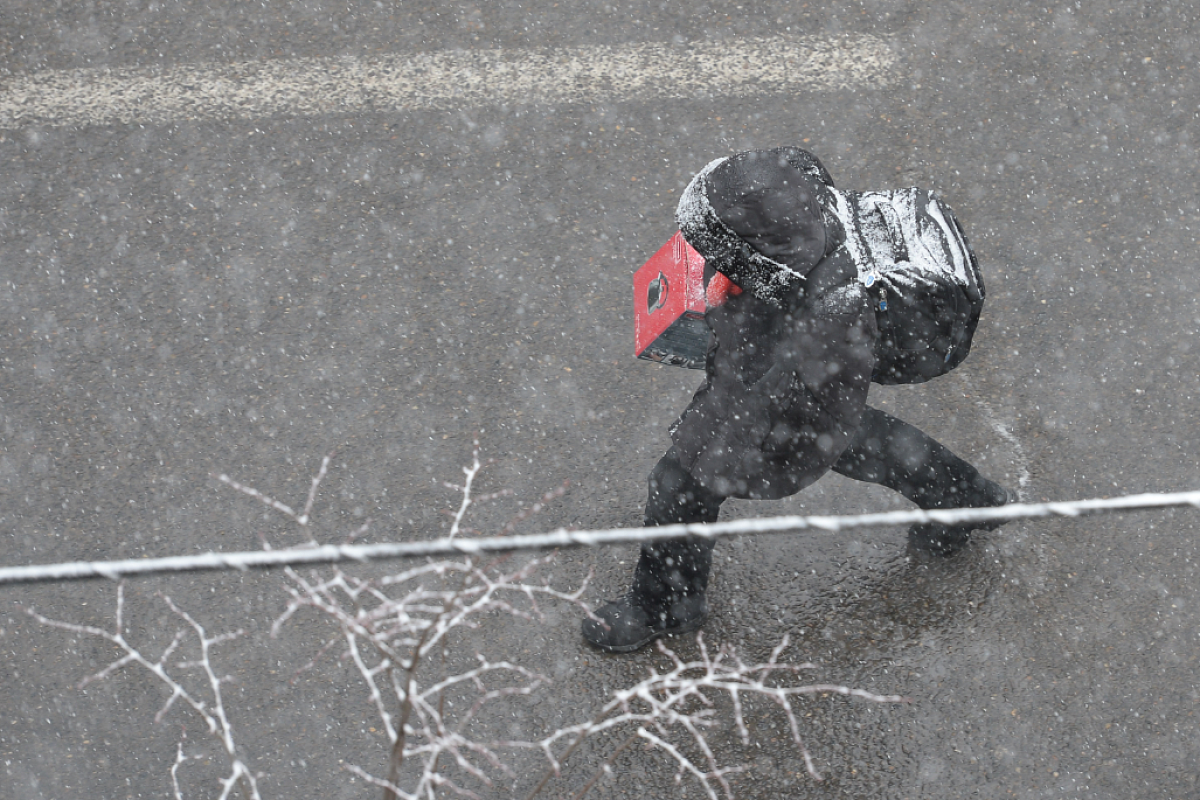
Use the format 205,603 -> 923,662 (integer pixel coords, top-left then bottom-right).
829,188 -> 986,384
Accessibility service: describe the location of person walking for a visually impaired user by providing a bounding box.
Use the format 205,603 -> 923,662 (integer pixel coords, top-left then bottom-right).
583,147 -> 1015,654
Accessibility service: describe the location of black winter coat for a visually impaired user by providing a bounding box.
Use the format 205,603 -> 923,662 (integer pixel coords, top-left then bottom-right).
669,148 -> 877,500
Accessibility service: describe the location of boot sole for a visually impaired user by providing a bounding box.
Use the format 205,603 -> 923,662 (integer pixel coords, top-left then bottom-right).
585,611 -> 708,654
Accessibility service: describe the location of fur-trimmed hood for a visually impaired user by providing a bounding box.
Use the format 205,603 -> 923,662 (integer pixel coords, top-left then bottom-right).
675,147 -> 844,306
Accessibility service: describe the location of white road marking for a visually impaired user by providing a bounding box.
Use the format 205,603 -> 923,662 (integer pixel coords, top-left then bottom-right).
0,35 -> 896,128
975,399 -> 1033,498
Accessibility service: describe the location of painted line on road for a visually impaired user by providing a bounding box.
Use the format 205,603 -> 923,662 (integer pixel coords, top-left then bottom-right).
0,35 -> 896,128
977,399 -> 1033,499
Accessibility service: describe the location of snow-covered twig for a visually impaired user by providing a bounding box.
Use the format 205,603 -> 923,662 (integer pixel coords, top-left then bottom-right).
442,439 -> 512,538
7,489 -> 1200,585
29,450 -> 907,799
272,551 -> 592,799
26,584 -> 262,800
214,454 -> 332,547
527,634 -> 906,799
213,454 -> 331,527
171,739 -> 190,800
237,452 -> 595,800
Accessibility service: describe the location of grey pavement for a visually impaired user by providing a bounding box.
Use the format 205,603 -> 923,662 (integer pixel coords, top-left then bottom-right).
3,1 -> 1200,798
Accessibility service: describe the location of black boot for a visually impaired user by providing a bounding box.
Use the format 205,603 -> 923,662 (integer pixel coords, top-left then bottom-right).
581,592 -> 709,654
834,408 -> 1018,558
907,484 -> 1018,557
583,454 -> 722,653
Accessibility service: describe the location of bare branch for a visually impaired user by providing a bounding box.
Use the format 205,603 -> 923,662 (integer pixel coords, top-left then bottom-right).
171,737 -> 190,800
446,439 -> 484,539
300,454 -> 333,526
28,583 -> 261,799
530,634 -> 906,798
214,472 -> 299,521
501,484 -> 569,536
30,449 -> 907,800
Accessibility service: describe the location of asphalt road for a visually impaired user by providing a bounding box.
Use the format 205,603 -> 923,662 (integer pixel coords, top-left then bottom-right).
4,1 -> 1200,798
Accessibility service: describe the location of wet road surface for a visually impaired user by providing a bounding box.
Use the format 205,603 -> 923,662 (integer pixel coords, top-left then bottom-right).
4,1 -> 1200,797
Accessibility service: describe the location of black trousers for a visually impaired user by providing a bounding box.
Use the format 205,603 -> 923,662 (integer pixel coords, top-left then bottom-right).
631,406 -> 1007,610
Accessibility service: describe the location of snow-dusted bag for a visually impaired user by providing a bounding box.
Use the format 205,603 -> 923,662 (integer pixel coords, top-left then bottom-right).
830,188 -> 986,385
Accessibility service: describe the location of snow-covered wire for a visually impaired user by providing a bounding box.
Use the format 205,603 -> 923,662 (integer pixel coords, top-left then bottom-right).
4,489 -> 1200,586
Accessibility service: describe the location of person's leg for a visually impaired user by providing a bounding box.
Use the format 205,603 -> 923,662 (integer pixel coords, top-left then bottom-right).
631,453 -> 722,608
583,452 -> 725,652
833,406 -> 1014,554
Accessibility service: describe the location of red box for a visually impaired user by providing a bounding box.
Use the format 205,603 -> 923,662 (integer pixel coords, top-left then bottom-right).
633,232 -> 739,369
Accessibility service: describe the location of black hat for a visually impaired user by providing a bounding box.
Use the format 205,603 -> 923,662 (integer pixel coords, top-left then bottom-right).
676,147 -> 836,305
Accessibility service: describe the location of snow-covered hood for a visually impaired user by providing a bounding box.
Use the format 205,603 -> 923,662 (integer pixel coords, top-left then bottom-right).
674,148 -> 842,306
